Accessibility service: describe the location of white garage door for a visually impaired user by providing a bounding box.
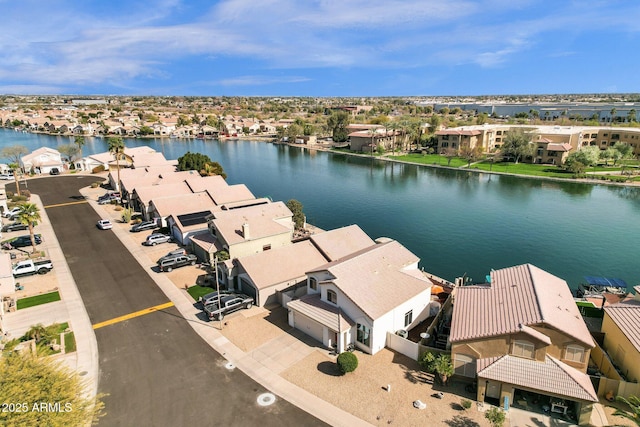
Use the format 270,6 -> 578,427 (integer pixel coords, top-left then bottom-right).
293,312 -> 323,344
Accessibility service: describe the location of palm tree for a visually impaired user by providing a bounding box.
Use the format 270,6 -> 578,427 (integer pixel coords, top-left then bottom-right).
8,162 -> 21,197
16,203 -> 41,253
74,136 -> 85,170
611,108 -> 617,124
367,127 -> 377,156
614,396 -> 640,426
25,324 -> 47,343
107,137 -> 125,193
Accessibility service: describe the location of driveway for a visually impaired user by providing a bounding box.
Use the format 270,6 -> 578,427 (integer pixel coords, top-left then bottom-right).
20,176 -> 325,427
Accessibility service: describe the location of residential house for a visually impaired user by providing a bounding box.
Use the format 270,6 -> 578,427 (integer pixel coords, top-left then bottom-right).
601,287 -> 640,383
449,264 -> 598,423
130,181 -> 193,220
147,192 -> 219,244
21,147 -> 64,174
288,239 -> 433,354
235,240 -> 329,307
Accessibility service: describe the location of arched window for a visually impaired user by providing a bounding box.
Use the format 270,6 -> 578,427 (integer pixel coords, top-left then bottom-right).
327,289 -> 337,304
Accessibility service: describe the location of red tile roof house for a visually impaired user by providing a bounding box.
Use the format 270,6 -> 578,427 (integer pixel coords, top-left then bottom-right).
287,237 -> 434,355
449,264 -> 599,424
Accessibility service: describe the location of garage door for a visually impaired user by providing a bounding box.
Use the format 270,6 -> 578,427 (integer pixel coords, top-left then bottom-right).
293,312 -> 323,344
240,278 -> 257,304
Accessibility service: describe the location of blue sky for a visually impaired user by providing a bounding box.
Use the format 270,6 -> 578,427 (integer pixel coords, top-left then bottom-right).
1,0 -> 639,96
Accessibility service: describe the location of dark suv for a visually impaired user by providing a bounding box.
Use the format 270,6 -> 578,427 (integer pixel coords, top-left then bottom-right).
157,254 -> 197,272
2,234 -> 42,249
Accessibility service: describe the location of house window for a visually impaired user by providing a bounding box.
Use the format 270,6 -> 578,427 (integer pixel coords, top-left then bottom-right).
357,323 -> 371,347
404,310 -> 413,327
442,142 -> 449,148
327,289 -> 337,304
564,345 -> 585,363
309,277 -> 317,291
453,354 -> 476,377
262,244 -> 271,251
512,340 -> 535,359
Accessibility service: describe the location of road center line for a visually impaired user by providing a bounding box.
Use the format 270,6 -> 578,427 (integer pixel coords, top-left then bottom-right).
44,200 -> 89,208
93,302 -> 175,330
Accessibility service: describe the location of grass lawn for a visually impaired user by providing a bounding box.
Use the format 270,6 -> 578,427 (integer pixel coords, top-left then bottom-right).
17,291 -> 61,310
187,285 -> 216,302
64,331 -> 76,353
471,161 -> 575,178
394,153 -> 469,168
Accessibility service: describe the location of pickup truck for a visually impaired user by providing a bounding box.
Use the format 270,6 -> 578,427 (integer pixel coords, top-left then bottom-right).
12,259 -> 54,277
204,293 -> 253,321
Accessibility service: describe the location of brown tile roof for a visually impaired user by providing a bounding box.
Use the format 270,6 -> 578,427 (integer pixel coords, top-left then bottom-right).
308,240 -> 432,320
287,293 -> 354,332
150,192 -> 217,218
603,300 -> 640,354
450,264 -> 594,347
190,231 -> 224,253
310,224 -> 376,261
546,143 -> 572,152
237,241 -> 328,290
477,355 -> 598,402
435,129 -> 482,136
211,202 -> 293,245
133,182 -> 193,205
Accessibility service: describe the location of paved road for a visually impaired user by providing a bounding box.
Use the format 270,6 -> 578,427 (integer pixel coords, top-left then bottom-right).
22,176 -> 325,427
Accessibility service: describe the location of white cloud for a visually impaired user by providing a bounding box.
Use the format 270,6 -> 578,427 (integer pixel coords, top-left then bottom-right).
217,75 -> 311,86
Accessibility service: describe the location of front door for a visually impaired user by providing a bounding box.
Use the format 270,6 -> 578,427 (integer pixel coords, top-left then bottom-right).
331,331 -> 338,350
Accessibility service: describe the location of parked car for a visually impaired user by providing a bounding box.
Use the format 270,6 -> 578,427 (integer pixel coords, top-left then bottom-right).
12,259 -> 53,277
1,222 -> 30,232
199,290 -> 233,307
3,207 -> 22,218
157,254 -> 197,272
130,221 -> 158,233
96,219 -> 113,230
143,233 -> 172,246
161,248 -> 187,259
204,293 -> 253,321
2,234 -> 42,250
49,168 -> 60,175
98,194 -> 121,205
0,173 -> 13,180
98,192 -> 120,201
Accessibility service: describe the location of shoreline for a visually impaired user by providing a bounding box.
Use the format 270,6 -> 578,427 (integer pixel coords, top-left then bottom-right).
7,128 -> 640,188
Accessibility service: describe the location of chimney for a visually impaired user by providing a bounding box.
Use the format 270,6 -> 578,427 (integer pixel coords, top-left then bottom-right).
242,223 -> 250,239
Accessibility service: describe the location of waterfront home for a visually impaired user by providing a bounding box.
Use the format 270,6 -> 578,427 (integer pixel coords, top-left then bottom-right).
147,192 -> 218,244
20,147 -> 64,174
184,175 -> 256,207
234,224 -> 376,307
600,287 -> 640,383
235,240 -> 329,307
449,264 -> 598,424
287,238 -> 433,354
115,166 -> 191,204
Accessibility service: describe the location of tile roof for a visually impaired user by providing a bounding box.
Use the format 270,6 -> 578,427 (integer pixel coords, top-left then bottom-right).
309,240 -> 432,320
133,182 -> 193,205
287,293 -> 354,332
477,355 -> 598,402
237,241 -> 328,290
546,143 -> 572,152
190,231 -> 224,253
150,192 -> 217,218
450,264 -> 594,347
603,300 -> 640,354
310,224 -> 376,261
211,201 -> 293,245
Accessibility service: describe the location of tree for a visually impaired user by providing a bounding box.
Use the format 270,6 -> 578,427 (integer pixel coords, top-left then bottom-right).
418,351 -> 437,373
611,108 -> 617,123
433,354 -> 454,385
614,395 -> 640,426
443,147 -> 458,166
177,152 -> 226,179
16,203 -> 41,253
485,407 -> 506,427
601,147 -> 621,166
337,351 -> 358,374
200,162 -> 227,179
74,136 -> 86,164
628,109 -> 637,123
107,137 -> 125,193
500,128 -> 536,163
58,144 -> 80,167
566,146 -> 600,167
286,199 -> 305,229
0,145 -> 28,166
0,351 -> 105,426
327,111 -> 350,142
460,145 -> 483,167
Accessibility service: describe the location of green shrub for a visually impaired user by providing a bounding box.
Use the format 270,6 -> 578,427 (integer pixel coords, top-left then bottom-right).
90,182 -> 100,188
337,351 -> 358,374
418,351 -> 437,373
92,165 -> 105,174
485,407 -> 505,427
461,399 -> 472,410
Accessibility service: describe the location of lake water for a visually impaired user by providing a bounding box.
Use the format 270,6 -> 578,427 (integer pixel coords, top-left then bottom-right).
3,129 -> 640,289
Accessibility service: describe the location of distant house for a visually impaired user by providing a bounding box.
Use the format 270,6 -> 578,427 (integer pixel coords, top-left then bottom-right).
21,147 -> 64,174
449,264 -> 598,423
601,287 -> 640,383
287,238 -> 433,354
